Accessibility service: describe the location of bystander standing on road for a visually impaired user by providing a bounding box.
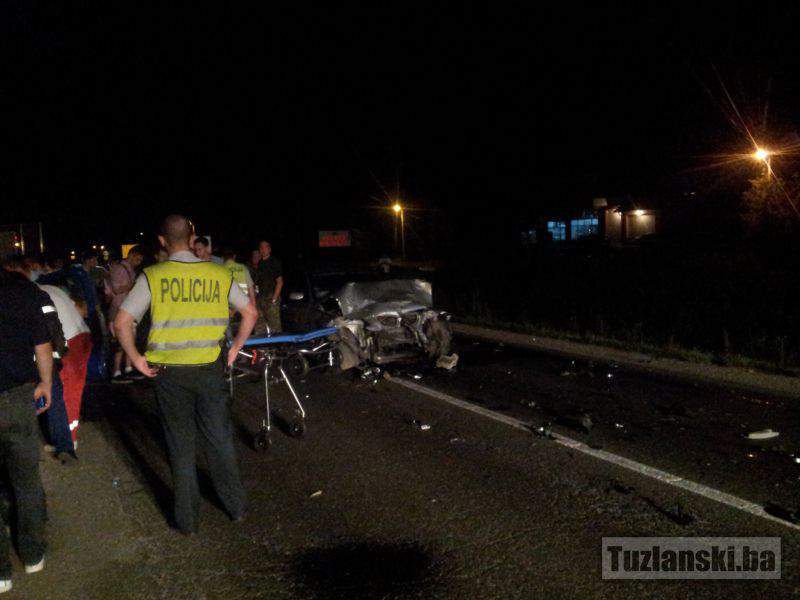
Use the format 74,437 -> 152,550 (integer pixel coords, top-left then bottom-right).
193,236 -> 223,265
115,215 -> 257,535
0,269 -> 54,590
3,258 -> 81,465
248,249 -> 260,280
253,240 -> 283,334
109,246 -> 144,382
223,249 -> 256,306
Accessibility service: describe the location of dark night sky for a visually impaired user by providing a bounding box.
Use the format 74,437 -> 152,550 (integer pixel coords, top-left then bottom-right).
2,4 -> 800,257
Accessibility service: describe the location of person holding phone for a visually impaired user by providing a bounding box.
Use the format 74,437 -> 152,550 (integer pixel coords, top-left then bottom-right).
0,267 -> 54,589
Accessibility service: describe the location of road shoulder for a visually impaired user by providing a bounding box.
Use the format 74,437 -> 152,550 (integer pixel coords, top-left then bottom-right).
452,322 -> 800,400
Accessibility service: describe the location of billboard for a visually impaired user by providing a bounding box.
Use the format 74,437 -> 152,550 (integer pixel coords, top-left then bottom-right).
318,230 -> 351,248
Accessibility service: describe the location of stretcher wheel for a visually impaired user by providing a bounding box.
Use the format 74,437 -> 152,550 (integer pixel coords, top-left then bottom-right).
287,355 -> 309,378
254,431 -> 271,451
288,421 -> 305,438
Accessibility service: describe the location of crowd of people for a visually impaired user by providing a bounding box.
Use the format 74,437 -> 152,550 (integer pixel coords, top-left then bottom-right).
0,219 -> 284,590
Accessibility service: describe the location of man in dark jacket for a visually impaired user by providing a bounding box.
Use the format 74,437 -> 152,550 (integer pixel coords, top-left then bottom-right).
0,268 -> 54,589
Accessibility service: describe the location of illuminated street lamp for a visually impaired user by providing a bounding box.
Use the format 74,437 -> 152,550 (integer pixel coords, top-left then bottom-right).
392,202 -> 405,260
753,147 -> 771,178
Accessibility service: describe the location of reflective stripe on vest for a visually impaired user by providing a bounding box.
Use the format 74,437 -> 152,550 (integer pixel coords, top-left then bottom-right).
144,260 -> 232,365
150,318 -> 229,330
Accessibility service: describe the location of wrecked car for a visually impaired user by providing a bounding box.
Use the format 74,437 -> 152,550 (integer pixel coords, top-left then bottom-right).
331,279 -> 452,369
281,269 -> 452,370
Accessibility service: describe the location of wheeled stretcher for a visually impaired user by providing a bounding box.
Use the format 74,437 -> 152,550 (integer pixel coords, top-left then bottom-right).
226,327 -> 339,450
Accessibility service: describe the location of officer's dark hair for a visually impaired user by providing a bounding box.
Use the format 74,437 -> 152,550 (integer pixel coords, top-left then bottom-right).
160,214 -> 194,246
222,248 -> 236,260
127,245 -> 144,258
195,236 -> 211,248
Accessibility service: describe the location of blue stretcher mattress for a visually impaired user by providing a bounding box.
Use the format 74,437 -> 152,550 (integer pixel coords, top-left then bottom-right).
243,327 -> 339,347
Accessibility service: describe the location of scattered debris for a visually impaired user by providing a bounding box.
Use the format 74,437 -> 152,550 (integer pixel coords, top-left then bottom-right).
555,412 -> 593,434
747,429 -> 780,441
435,353 -> 459,370
764,502 -> 799,524
644,498 -> 695,526
519,399 -> 538,409
411,420 -> 431,431
360,367 -> 383,384
309,490 -> 323,498
607,479 -> 635,495
412,374 -> 423,381
112,478 -> 120,489
382,371 -> 392,380
532,423 -> 554,439
449,437 -> 464,443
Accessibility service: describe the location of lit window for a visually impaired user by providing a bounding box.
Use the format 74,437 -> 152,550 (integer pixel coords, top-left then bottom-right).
570,217 -> 598,240
521,229 -> 538,245
547,221 -> 566,241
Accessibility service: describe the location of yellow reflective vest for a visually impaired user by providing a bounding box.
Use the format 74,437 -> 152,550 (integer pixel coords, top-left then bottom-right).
143,260 -> 232,365
224,259 -> 250,295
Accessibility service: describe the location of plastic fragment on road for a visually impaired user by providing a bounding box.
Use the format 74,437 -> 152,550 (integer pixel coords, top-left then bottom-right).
412,373 -> 423,380
309,490 -> 323,498
411,419 -> 431,431
360,367 -> 382,384
607,479 -> 634,495
556,413 -> 593,434
533,423 -> 554,439
747,429 -> 780,441
764,502 -> 799,524
435,353 -> 459,370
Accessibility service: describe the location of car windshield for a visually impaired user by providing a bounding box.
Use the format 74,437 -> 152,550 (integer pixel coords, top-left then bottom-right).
310,272 -> 386,300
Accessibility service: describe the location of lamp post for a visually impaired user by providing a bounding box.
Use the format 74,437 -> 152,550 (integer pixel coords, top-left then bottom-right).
392,202 -> 405,260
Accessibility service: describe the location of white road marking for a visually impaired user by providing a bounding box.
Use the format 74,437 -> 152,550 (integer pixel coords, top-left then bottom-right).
391,377 -> 800,532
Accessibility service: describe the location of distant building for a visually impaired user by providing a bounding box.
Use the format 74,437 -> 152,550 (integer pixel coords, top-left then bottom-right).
524,197 -> 659,246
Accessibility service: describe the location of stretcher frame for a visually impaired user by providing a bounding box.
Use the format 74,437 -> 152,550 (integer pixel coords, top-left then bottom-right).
227,327 -> 339,448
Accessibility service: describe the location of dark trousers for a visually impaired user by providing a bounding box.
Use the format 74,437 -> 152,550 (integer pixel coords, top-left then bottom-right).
0,384 -> 46,575
43,371 -> 74,455
153,360 -> 245,533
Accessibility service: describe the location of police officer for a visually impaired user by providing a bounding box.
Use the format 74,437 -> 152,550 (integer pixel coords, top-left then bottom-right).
114,215 -> 257,535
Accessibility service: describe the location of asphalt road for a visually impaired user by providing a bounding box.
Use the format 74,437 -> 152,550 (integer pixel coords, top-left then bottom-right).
10,336 -> 800,598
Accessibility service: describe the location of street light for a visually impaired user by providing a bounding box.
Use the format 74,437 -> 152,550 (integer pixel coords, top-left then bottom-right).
753,147 -> 771,178
392,203 -> 405,260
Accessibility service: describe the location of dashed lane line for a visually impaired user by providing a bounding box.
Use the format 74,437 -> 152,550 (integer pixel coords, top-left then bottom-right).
391,377 -> 800,533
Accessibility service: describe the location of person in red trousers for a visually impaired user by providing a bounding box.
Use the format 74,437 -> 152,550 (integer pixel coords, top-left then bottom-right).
60,298 -> 92,453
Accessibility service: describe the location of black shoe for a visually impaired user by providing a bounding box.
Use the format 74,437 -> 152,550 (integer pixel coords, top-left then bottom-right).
126,371 -> 145,381
111,373 -> 132,384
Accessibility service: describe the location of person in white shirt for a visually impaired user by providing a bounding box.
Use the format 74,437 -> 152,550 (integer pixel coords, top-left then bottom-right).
38,284 -> 92,460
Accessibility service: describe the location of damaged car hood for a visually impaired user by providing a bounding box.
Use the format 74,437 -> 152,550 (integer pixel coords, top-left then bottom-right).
335,279 -> 433,319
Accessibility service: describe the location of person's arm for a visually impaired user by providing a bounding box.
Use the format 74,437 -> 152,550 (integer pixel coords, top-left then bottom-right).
244,268 -> 256,305
114,275 -> 155,376
33,342 -> 53,414
114,308 -> 156,377
226,284 -> 258,366
272,276 -> 283,304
